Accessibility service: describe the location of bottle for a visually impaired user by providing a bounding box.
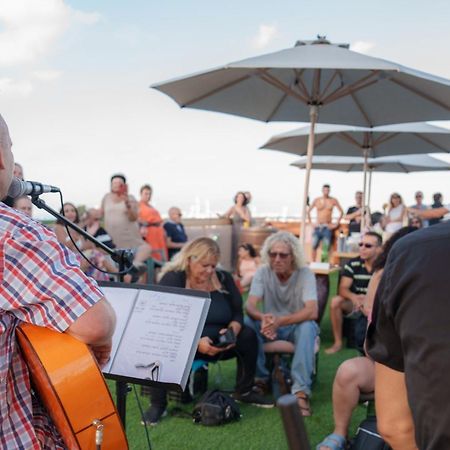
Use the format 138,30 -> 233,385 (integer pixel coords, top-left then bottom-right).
338,230 -> 346,253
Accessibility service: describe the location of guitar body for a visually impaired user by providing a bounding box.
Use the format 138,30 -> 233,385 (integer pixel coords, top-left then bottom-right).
17,323 -> 128,450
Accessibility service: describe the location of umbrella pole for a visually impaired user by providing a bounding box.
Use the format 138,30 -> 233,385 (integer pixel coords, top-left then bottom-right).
361,149 -> 369,233
368,169 -> 373,210
300,105 -> 319,248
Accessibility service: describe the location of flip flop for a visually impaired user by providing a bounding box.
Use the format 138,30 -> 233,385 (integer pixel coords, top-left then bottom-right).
316,433 -> 346,450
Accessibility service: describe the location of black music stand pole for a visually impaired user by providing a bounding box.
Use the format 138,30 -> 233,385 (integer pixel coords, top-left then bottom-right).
277,394 -> 311,450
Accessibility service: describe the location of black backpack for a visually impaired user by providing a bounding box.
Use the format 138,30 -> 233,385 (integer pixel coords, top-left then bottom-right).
349,416 -> 391,450
192,390 -> 241,426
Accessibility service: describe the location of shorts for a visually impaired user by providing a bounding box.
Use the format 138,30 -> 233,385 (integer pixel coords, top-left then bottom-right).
312,225 -> 332,250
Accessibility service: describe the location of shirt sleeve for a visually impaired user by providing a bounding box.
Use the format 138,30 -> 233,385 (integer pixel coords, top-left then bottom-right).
1,231 -> 104,333
248,266 -> 265,298
342,262 -> 354,279
301,268 -> 318,302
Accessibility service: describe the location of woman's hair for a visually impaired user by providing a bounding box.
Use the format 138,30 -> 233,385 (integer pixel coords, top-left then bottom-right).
234,191 -> 249,206
160,237 -> 221,278
260,231 -> 307,270
372,226 -> 418,272
239,243 -> 257,258
140,184 -> 152,194
389,192 -> 403,208
57,202 -> 80,225
110,173 -> 126,184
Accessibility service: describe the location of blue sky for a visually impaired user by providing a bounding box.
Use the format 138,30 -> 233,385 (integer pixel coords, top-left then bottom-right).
1,0 -> 450,219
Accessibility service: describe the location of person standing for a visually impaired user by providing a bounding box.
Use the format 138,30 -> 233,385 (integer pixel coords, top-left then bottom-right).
138,184 -> 168,262
429,192 -> 444,226
0,113 -> 116,448
308,184 -> 343,261
344,191 -> 364,234
409,190 -> 429,227
163,206 -> 188,260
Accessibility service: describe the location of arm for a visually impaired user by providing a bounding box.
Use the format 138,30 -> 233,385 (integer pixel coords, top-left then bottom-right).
223,206 -> 234,219
235,206 -> 251,222
344,208 -> 361,221
375,363 -> 418,450
409,206 -> 448,219
339,276 -> 365,307
66,298 -> 116,367
275,300 -> 318,326
125,195 -> 138,221
363,270 -> 383,318
334,199 -> 344,224
221,271 -> 243,335
246,294 -> 264,321
166,236 -> 185,250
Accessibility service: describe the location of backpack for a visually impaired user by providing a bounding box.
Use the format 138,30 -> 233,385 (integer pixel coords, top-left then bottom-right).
192,390 -> 241,426
349,416 -> 391,450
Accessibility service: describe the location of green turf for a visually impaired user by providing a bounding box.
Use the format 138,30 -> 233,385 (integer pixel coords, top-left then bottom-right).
110,271 -> 368,449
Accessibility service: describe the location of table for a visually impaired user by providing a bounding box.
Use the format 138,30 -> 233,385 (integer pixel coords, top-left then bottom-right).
331,251 -> 359,268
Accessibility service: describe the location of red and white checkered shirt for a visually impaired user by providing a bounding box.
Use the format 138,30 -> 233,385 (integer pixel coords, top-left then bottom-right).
0,203 -> 104,449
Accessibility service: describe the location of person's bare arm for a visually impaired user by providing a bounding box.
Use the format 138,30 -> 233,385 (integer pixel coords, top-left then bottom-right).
344,208 -> 361,221
66,298 -> 116,367
409,206 -> 449,219
339,276 -> 364,308
245,294 -> 264,321
166,236 -> 185,250
375,363 -> 418,450
274,300 -> 318,326
335,199 -> 344,223
235,206 -> 251,222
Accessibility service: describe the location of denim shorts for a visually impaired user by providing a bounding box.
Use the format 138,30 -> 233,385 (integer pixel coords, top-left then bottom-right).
312,225 -> 332,250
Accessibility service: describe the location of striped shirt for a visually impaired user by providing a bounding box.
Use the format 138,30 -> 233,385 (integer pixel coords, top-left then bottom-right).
0,203 -> 104,449
342,257 -> 372,295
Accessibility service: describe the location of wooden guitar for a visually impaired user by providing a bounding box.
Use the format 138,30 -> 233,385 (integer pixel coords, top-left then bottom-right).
17,323 -> 128,450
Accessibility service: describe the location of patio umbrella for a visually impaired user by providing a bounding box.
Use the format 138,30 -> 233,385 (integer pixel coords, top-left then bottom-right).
260,121 -> 450,229
291,154 -> 450,227
152,37 -> 450,244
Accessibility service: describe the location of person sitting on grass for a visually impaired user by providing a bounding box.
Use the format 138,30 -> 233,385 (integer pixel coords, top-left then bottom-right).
141,237 -> 273,426
245,231 -> 319,417
316,226 -> 418,450
236,243 -> 260,291
325,231 -> 382,355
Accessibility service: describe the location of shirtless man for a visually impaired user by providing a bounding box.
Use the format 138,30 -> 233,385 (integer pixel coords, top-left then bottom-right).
307,184 -> 343,261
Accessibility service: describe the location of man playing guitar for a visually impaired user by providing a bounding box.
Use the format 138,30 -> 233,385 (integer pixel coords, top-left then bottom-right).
0,113 -> 116,449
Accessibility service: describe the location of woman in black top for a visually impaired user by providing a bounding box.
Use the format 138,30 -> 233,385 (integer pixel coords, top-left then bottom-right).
141,237 -> 272,425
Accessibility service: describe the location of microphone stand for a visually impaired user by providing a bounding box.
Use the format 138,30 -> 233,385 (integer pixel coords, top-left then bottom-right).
32,196 -> 133,428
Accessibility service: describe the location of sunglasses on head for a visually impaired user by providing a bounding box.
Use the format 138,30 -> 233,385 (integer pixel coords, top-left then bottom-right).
359,243 -> 374,248
268,251 -> 291,259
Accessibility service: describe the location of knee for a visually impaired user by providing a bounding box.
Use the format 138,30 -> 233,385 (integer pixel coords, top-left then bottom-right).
330,295 -> 344,310
335,359 -> 360,387
236,325 -> 257,349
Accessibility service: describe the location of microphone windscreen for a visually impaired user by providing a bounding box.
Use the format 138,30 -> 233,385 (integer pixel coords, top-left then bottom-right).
7,177 -> 26,199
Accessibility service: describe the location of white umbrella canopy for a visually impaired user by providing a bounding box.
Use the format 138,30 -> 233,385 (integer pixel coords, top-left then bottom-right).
291,154 -> 450,225
153,37 -> 450,243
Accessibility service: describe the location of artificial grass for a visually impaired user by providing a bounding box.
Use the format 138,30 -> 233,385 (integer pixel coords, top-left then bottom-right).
111,271 -> 368,449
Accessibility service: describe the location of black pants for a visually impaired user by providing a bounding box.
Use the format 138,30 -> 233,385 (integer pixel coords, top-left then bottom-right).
149,325 -> 258,407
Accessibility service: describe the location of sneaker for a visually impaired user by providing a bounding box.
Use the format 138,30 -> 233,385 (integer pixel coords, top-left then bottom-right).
233,388 -> 274,408
254,378 -> 271,396
140,405 -> 167,426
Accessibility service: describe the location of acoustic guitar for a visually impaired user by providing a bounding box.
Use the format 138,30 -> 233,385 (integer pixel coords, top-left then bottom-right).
17,323 -> 128,450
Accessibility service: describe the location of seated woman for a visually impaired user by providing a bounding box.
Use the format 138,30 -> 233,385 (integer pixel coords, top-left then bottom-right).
54,202 -> 114,281
236,243 -> 260,290
382,193 -> 407,237
317,226 -> 418,450
141,237 -> 273,426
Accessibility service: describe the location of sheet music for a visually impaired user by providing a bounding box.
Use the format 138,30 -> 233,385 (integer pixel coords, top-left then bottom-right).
104,286 -> 210,388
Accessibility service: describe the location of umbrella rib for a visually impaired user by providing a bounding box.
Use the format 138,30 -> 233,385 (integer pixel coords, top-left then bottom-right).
318,70 -> 340,102
412,132 -> 450,152
389,78 -> 450,112
320,71 -> 380,104
293,69 -> 310,99
349,91 -> 372,126
372,132 -> 399,147
338,131 -> 364,149
258,70 -> 309,104
265,91 -> 289,122
182,73 -> 253,106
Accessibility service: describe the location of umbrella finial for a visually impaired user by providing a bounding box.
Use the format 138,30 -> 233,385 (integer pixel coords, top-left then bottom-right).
295,37 -> 349,49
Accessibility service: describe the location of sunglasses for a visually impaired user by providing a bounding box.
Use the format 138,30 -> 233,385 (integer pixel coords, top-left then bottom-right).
359,243 -> 375,248
268,251 -> 291,259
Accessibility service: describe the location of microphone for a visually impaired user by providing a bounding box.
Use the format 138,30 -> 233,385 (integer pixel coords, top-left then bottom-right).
7,177 -> 60,199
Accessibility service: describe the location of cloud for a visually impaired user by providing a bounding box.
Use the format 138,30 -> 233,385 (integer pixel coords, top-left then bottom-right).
0,78 -> 33,96
32,69 -> 62,81
0,0 -> 100,66
251,24 -> 278,50
351,41 -> 376,54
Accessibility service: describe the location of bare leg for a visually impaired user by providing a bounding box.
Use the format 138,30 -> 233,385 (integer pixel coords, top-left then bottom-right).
318,357 -> 375,449
325,297 -> 353,354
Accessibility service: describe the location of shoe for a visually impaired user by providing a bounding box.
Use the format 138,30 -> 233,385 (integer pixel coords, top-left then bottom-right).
254,378 -> 271,395
140,405 -> 167,426
233,388 -> 274,408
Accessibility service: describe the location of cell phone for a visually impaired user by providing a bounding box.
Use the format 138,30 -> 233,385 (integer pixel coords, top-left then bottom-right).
213,328 -> 236,348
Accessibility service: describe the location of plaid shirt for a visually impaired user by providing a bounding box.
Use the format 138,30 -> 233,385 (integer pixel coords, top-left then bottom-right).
0,203 -> 104,449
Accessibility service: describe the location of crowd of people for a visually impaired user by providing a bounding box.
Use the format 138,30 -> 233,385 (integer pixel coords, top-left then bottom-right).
1,107 -> 450,449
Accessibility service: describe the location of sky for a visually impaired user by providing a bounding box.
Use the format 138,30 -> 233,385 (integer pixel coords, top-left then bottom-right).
1,0 -> 450,220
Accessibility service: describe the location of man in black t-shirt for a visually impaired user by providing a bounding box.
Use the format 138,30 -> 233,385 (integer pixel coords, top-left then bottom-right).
367,221 -> 450,450
325,231 -> 382,354
344,191 -> 363,234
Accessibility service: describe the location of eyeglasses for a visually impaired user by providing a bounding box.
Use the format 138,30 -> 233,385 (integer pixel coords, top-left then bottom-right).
268,251 -> 291,259
359,243 -> 374,248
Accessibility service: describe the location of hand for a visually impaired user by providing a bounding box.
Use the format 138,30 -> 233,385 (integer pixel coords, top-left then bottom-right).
328,223 -> 338,230
89,341 -> 112,369
197,336 -> 223,356
261,314 -> 280,340
353,295 -> 366,311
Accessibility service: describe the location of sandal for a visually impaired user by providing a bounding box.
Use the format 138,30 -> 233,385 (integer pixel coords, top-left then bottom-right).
316,433 -> 346,450
295,391 -> 312,417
